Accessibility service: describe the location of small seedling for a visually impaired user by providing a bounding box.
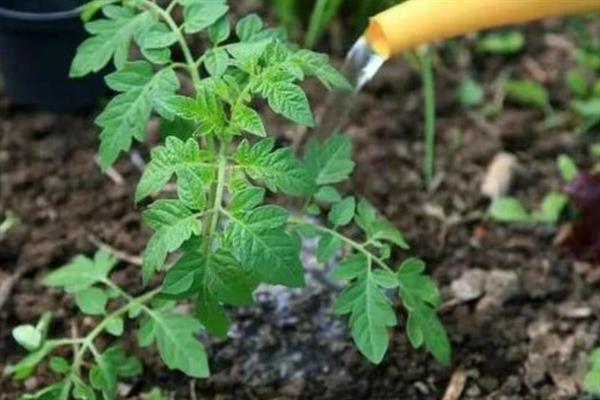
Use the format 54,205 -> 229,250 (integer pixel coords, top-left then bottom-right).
0,210 -> 19,236
584,348 -> 600,394
565,19 -> 600,134
504,79 -> 551,113
457,77 -> 484,108
489,155 -> 572,224
8,1 -> 449,398
476,30 -> 525,54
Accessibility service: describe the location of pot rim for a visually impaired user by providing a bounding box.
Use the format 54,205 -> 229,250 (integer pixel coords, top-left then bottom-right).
0,5 -> 81,22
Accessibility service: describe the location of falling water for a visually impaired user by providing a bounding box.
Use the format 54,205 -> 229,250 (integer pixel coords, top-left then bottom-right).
314,37 -> 387,138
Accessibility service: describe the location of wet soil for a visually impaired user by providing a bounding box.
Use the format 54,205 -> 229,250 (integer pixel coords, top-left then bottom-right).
1,18 -> 600,400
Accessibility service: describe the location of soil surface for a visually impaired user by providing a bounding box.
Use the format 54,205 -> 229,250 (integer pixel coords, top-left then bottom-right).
1,14 -> 600,400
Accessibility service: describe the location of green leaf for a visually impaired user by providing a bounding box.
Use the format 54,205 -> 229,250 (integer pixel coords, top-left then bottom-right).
333,275 -> 396,364
304,134 -> 355,186
162,90 -> 227,136
406,303 -> 451,365
196,290 -> 230,338
159,116 -> 195,141
146,388 -> 165,400
476,31 -> 524,54
49,357 -> 70,374
590,348 -> 600,371
457,77 -> 484,107
232,104 -> 266,137
139,309 -> 209,378
572,98 -> 600,119
328,197 -> 356,227
183,0 -> 229,33
177,168 -> 206,210
44,250 -> 117,293
489,197 -> 530,223
317,233 -> 342,263
102,347 -> 143,378
291,49 -> 352,90
226,39 -> 272,72
234,139 -> 315,196
199,250 -> 255,306
397,258 -> 441,309
504,79 -> 549,110
208,15 -> 231,45
330,253 -> 367,281
236,14 -> 263,41
80,0 -> 118,22
70,6 -> 152,77
355,200 -> 409,249
262,81 -> 315,127
89,347 -> 141,399
105,317 -> 124,336
584,370 -> 600,394
557,154 -> 577,182
314,186 -> 341,203
96,63 -> 180,169
204,48 -> 229,77
89,360 -> 117,399
142,200 -> 202,282
566,69 -> 589,97
396,258 -> 449,363
229,186 -> 265,213
167,250 -> 256,305
19,383 -> 65,400
136,21 -> 177,50
372,269 -> 398,289
225,212 -> 305,288
12,325 -> 42,352
136,136 -> 213,202
75,287 -> 108,316
5,342 -> 58,379
532,191 -> 569,224
161,252 -> 200,296
72,378 -> 96,400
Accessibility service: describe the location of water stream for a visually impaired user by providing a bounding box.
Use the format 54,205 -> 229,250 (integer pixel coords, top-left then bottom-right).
314,37 -> 387,138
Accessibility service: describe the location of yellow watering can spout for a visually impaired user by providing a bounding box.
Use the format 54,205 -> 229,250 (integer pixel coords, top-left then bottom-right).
365,0 -> 600,59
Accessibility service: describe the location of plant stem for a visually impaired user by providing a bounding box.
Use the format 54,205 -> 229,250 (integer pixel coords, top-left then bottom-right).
142,0 -> 201,86
203,141 -> 228,252
59,287 -> 161,400
420,46 -> 436,186
304,0 -> 343,49
288,217 -> 394,273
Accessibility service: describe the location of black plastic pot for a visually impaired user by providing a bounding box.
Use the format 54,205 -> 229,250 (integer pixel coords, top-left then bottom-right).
0,0 -> 106,111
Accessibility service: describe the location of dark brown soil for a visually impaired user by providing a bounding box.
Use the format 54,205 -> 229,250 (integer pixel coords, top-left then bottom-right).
1,16 -> 600,400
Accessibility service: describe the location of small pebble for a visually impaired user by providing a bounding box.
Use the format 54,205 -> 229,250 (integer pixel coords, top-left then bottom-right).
480,152 -> 518,199
451,269 -> 486,302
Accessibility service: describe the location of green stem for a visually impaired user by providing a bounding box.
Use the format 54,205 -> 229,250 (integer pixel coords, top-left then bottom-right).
288,217 -> 394,273
59,287 -> 161,400
142,0 -> 201,86
203,141 -> 228,252
420,46 -> 436,186
304,0 -> 343,49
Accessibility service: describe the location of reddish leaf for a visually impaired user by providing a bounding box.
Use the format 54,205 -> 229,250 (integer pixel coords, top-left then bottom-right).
562,172 -> 600,261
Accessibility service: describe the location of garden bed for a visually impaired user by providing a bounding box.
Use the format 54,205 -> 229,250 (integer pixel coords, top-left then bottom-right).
1,16 -> 599,400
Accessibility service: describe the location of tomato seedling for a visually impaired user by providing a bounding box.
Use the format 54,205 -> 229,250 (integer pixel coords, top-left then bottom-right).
7,1 -> 449,398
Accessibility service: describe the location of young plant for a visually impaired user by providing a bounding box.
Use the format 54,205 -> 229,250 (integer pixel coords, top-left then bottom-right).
566,16 -> 600,134
272,0 -> 399,50
584,348 -> 600,394
8,1 -> 449,397
488,155 -> 572,224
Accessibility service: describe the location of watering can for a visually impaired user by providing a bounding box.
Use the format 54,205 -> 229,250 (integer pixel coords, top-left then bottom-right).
316,0 -> 600,137
365,0 -> 600,60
